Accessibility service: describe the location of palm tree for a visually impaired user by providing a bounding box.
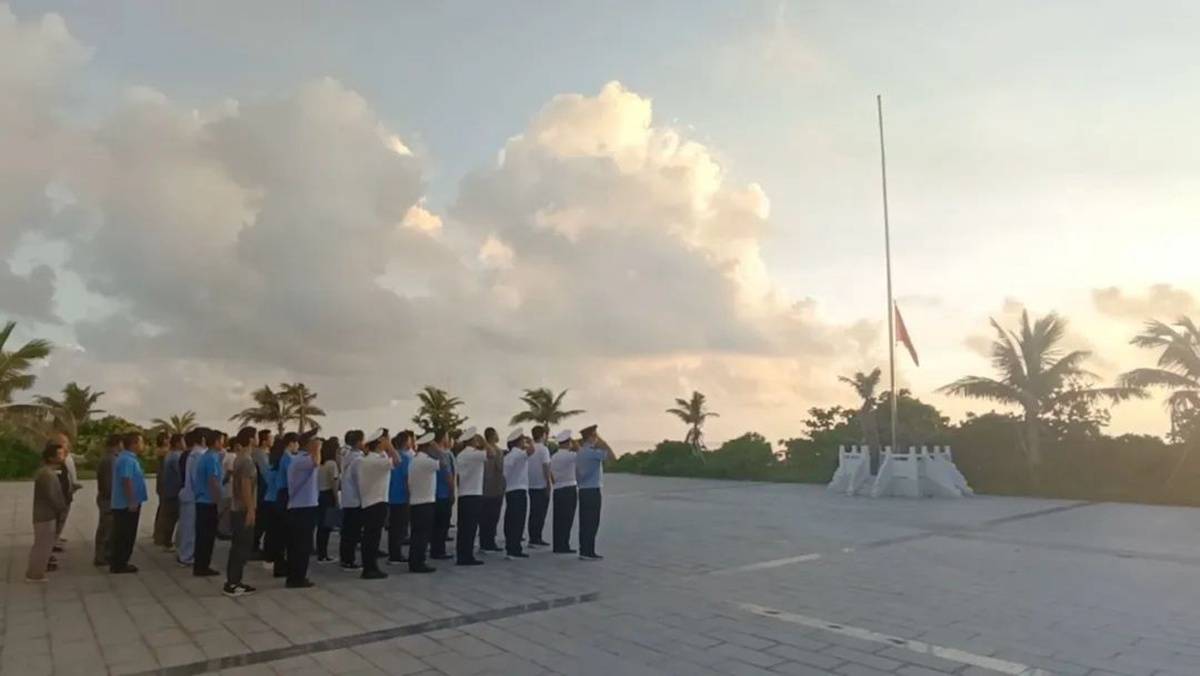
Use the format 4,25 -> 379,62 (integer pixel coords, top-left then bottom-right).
509,388 -> 585,434
152,410 -> 198,436
839,368 -> 883,450
666,391 -> 719,450
1119,317 -> 1200,442
280,382 -> 325,433
34,382 -> 105,426
939,310 -> 1139,473
412,386 -> 467,437
0,321 -> 52,404
229,385 -> 294,434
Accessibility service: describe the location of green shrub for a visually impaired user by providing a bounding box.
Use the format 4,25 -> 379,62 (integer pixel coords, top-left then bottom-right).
0,432 -> 41,479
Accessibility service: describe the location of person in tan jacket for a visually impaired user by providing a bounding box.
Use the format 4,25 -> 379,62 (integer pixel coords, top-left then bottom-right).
28,443 -> 68,582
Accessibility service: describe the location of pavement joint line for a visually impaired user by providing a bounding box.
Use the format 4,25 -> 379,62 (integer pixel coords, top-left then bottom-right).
712,553 -> 822,574
128,591 -> 600,676
939,530 -> 1200,567
737,602 -> 1054,676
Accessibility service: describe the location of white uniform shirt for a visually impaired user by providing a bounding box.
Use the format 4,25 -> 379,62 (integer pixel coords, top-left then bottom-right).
408,453 -> 439,505
503,448 -> 530,492
340,448 -> 364,508
356,451 -> 394,507
550,450 -> 577,488
527,443 -> 551,489
456,447 -> 488,497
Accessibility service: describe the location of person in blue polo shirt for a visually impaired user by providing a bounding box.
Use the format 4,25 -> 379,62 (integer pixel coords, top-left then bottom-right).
110,431 -> 148,574
575,424 -> 615,561
191,428 -> 224,577
430,430 -> 455,560
386,430 -> 414,565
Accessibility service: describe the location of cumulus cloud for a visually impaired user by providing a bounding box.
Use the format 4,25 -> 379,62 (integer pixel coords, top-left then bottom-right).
1093,284 -> 1198,322
1,5 -> 872,446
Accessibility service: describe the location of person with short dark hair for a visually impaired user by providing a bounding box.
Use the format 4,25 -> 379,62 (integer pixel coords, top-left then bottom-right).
93,433 -> 121,567
576,425 -> 616,561
339,429 -> 366,571
406,432 -> 439,573
429,430 -> 455,560
175,428 -> 204,566
251,429 -> 272,557
526,425 -> 553,547
285,433 -> 321,588
315,437 -> 341,563
455,428 -> 487,566
192,428 -> 224,576
503,429 -> 534,559
110,432 -> 148,573
223,427 -> 258,597
386,430 -> 414,565
357,429 -> 397,580
478,427 -> 505,553
27,443 -> 67,582
267,433 -> 299,578
154,433 -> 184,550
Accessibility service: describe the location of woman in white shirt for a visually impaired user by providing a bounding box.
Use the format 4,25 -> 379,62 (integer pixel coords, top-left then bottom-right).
406,433 -> 440,573
549,430 -> 579,554
315,438 -> 340,563
502,429 -> 534,559
454,428 -> 488,566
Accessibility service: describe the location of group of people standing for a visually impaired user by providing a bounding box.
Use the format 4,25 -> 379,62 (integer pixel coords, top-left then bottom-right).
26,421 -> 616,597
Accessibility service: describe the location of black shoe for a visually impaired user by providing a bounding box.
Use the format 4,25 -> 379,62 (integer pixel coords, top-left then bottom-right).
52,545 -> 64,553
222,583 -> 257,597
285,579 -> 316,589
529,540 -> 550,547
430,553 -> 453,560
111,564 -> 139,574
579,553 -> 603,561
386,557 -> 408,565
408,565 -> 436,573
273,570 -> 288,578
554,548 -> 577,554
481,545 -> 502,552
194,568 -> 220,577
456,559 -> 484,566
361,569 -> 388,580
340,562 -> 361,572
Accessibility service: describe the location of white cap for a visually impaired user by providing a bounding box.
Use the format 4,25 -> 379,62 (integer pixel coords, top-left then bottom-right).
554,429 -> 573,444
366,428 -> 387,444
506,427 -> 524,443
415,432 -> 435,445
458,426 -> 477,440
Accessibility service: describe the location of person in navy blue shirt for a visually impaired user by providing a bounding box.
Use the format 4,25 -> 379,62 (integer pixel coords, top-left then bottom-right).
386,430 -> 415,565
110,431 -> 149,574
430,430 -> 455,560
191,428 -> 225,577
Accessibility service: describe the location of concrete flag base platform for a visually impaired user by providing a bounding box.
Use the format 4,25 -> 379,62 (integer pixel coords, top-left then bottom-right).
829,445 -> 973,498
827,445 -> 873,496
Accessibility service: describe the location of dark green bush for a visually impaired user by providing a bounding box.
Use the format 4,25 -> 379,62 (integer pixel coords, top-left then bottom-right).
0,432 -> 41,479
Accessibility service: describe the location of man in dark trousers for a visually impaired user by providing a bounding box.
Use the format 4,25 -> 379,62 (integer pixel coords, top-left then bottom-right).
575,425 -> 616,561
93,434 -> 121,567
429,430 -> 455,560
192,428 -> 224,576
406,433 -> 439,573
526,426 -> 552,547
110,432 -> 149,574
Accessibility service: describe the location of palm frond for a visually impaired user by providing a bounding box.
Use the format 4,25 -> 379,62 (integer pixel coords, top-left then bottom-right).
938,376 -> 1024,405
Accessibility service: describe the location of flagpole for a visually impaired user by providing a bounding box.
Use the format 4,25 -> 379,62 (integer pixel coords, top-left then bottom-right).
877,94 -> 898,458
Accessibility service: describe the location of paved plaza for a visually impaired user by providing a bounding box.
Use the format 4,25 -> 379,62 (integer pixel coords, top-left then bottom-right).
3,474 -> 1200,675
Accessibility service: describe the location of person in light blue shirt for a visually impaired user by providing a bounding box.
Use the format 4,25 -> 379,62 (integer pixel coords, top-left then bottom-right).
387,431 -> 414,565
284,433 -> 321,588
109,431 -> 148,574
176,430 -> 204,566
575,425 -> 615,561
430,432 -> 455,560
191,429 -> 224,576
267,433 -> 299,578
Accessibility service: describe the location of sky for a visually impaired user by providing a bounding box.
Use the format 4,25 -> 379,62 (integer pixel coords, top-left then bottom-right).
2,1 -> 1198,450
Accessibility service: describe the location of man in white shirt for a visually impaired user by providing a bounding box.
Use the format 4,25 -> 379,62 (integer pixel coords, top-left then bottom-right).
356,428 -> 397,580
338,429 -> 366,571
526,426 -> 553,547
407,432 -> 440,573
502,429 -> 534,559
454,428 -> 488,566
549,429 -> 579,554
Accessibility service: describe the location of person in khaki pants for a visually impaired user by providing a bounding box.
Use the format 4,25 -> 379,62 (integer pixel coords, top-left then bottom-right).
29,443 -> 68,582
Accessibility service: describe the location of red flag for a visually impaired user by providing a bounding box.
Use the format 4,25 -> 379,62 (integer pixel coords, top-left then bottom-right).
894,302 -> 919,366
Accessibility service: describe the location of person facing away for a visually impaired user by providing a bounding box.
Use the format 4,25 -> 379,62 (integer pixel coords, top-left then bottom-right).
175,428 -> 205,567
268,433 -> 299,578
251,428 -> 272,557
110,431 -> 149,574
429,430 -> 456,560
454,428 -> 488,566
356,428 -> 397,580
154,433 -> 184,551
93,433 -> 121,567
386,430 -> 415,565
575,424 -> 616,561
406,432 -> 440,573
224,426 -> 259,597
478,427 -> 506,553
315,437 -> 341,564
284,432 -> 321,589
27,443 -> 67,582
526,425 -> 553,547
502,429 -> 534,559
338,429 -> 366,571
549,429 -> 579,554
191,428 -> 225,577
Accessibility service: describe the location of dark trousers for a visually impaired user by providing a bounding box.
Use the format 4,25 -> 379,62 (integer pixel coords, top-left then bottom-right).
431,498 -> 452,557
94,501 -> 113,565
253,498 -> 267,552
456,495 -> 481,563
110,508 -> 140,571
286,506 -> 317,586
360,502 -> 387,574
408,502 -> 434,571
153,497 -> 179,547
388,503 -> 410,561
340,507 -> 363,565
552,486 -> 578,552
578,488 -> 602,557
226,511 -> 252,585
528,488 -> 550,543
479,495 -> 503,549
265,501 -> 288,574
504,490 -> 528,555
315,490 -> 335,559
193,503 -> 219,573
